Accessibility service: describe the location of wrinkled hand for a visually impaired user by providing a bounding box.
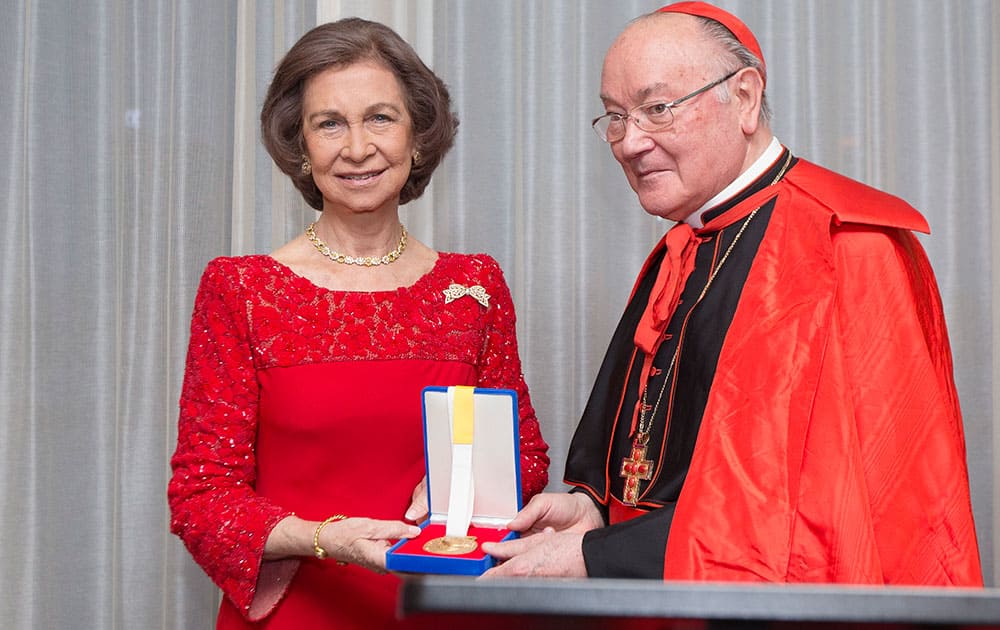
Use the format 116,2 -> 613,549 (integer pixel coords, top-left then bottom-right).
505,492 -> 605,535
480,530 -> 587,578
404,476 -> 428,523
478,493 -> 602,578
320,518 -> 420,574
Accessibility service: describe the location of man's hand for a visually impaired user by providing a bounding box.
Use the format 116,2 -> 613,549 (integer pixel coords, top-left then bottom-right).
480,530 -> 587,578
477,492 -> 603,578
505,491 -> 605,535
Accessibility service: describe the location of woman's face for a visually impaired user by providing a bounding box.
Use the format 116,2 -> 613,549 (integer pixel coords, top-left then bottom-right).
301,60 -> 415,217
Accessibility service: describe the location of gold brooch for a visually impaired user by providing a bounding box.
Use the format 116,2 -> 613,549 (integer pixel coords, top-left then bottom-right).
443,283 -> 490,308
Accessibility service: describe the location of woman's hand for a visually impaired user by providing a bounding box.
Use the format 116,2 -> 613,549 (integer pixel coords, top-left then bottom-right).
318,517 -> 421,573
404,476 -> 428,523
264,515 -> 419,574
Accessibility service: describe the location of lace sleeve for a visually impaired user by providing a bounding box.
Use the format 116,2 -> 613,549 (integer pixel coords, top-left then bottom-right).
167,259 -> 295,620
473,256 -> 549,500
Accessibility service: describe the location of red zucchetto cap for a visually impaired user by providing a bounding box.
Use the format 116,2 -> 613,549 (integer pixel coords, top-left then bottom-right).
657,1 -> 766,86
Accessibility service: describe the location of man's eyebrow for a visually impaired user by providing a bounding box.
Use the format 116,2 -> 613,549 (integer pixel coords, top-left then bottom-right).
636,82 -> 673,103
599,82 -> 673,109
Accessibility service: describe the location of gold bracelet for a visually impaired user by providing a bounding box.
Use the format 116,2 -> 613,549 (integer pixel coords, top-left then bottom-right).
313,514 -> 348,560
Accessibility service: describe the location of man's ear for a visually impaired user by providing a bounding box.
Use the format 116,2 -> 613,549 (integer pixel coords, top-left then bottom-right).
733,67 -> 765,135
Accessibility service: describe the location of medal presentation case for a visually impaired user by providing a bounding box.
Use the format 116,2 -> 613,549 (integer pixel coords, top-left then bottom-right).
385,386 -> 522,575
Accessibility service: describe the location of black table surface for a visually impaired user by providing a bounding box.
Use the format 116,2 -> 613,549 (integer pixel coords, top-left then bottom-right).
399,576 -> 1000,627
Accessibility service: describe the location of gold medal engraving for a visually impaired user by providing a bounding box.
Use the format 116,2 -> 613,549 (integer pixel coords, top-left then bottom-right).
422,535 -> 479,555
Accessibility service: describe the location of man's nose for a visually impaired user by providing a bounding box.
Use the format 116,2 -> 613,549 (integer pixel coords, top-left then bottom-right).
617,117 -> 655,159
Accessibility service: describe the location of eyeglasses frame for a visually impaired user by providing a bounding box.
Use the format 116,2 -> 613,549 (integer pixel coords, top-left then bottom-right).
591,67 -> 744,142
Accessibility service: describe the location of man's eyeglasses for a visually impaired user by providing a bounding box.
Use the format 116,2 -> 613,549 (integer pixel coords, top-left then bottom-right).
591,68 -> 742,143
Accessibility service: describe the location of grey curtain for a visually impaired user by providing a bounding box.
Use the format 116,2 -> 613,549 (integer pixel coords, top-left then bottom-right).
1,1 -> 996,627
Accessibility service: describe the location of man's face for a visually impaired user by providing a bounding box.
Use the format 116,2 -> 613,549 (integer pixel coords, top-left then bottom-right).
599,15 -> 752,221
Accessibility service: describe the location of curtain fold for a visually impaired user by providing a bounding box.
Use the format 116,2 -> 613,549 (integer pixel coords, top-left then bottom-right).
1,1 -> 996,627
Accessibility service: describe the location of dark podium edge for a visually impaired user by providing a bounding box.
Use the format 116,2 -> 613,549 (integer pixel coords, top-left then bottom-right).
399,576 -> 1000,626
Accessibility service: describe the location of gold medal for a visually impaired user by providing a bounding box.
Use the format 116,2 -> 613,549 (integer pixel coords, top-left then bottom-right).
422,535 -> 478,555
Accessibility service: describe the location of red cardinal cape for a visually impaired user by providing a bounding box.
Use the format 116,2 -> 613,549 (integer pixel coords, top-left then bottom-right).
573,159 -> 983,585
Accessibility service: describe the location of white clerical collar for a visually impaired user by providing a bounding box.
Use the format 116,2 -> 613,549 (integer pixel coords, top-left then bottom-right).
685,137 -> 784,229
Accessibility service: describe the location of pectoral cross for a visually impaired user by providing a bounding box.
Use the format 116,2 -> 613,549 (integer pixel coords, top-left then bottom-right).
620,433 -> 653,506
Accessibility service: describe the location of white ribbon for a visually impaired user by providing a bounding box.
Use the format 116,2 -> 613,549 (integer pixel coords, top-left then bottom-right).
445,387 -> 475,538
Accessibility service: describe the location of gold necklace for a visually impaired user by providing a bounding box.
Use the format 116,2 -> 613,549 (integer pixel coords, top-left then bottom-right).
620,151 -> 793,506
305,222 -> 407,267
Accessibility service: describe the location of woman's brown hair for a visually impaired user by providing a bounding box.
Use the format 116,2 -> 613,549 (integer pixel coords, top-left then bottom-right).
260,18 -> 459,210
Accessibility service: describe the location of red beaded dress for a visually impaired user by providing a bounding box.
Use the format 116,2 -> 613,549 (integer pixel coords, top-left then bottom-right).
168,252 -> 549,629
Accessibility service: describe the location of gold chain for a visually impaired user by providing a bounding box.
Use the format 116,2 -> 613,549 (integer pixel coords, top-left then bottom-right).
636,151 -> 793,437
305,222 -> 407,267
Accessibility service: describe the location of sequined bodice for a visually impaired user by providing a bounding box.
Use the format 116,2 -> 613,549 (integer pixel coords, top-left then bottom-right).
234,254 -> 507,369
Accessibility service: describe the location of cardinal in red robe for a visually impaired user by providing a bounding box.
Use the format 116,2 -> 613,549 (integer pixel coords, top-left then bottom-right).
483,1 -> 983,586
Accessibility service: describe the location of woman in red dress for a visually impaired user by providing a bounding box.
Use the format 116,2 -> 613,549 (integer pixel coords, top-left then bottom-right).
168,19 -> 549,629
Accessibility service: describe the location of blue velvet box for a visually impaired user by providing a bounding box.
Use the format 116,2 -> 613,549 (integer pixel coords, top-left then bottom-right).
385,386 -> 522,575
